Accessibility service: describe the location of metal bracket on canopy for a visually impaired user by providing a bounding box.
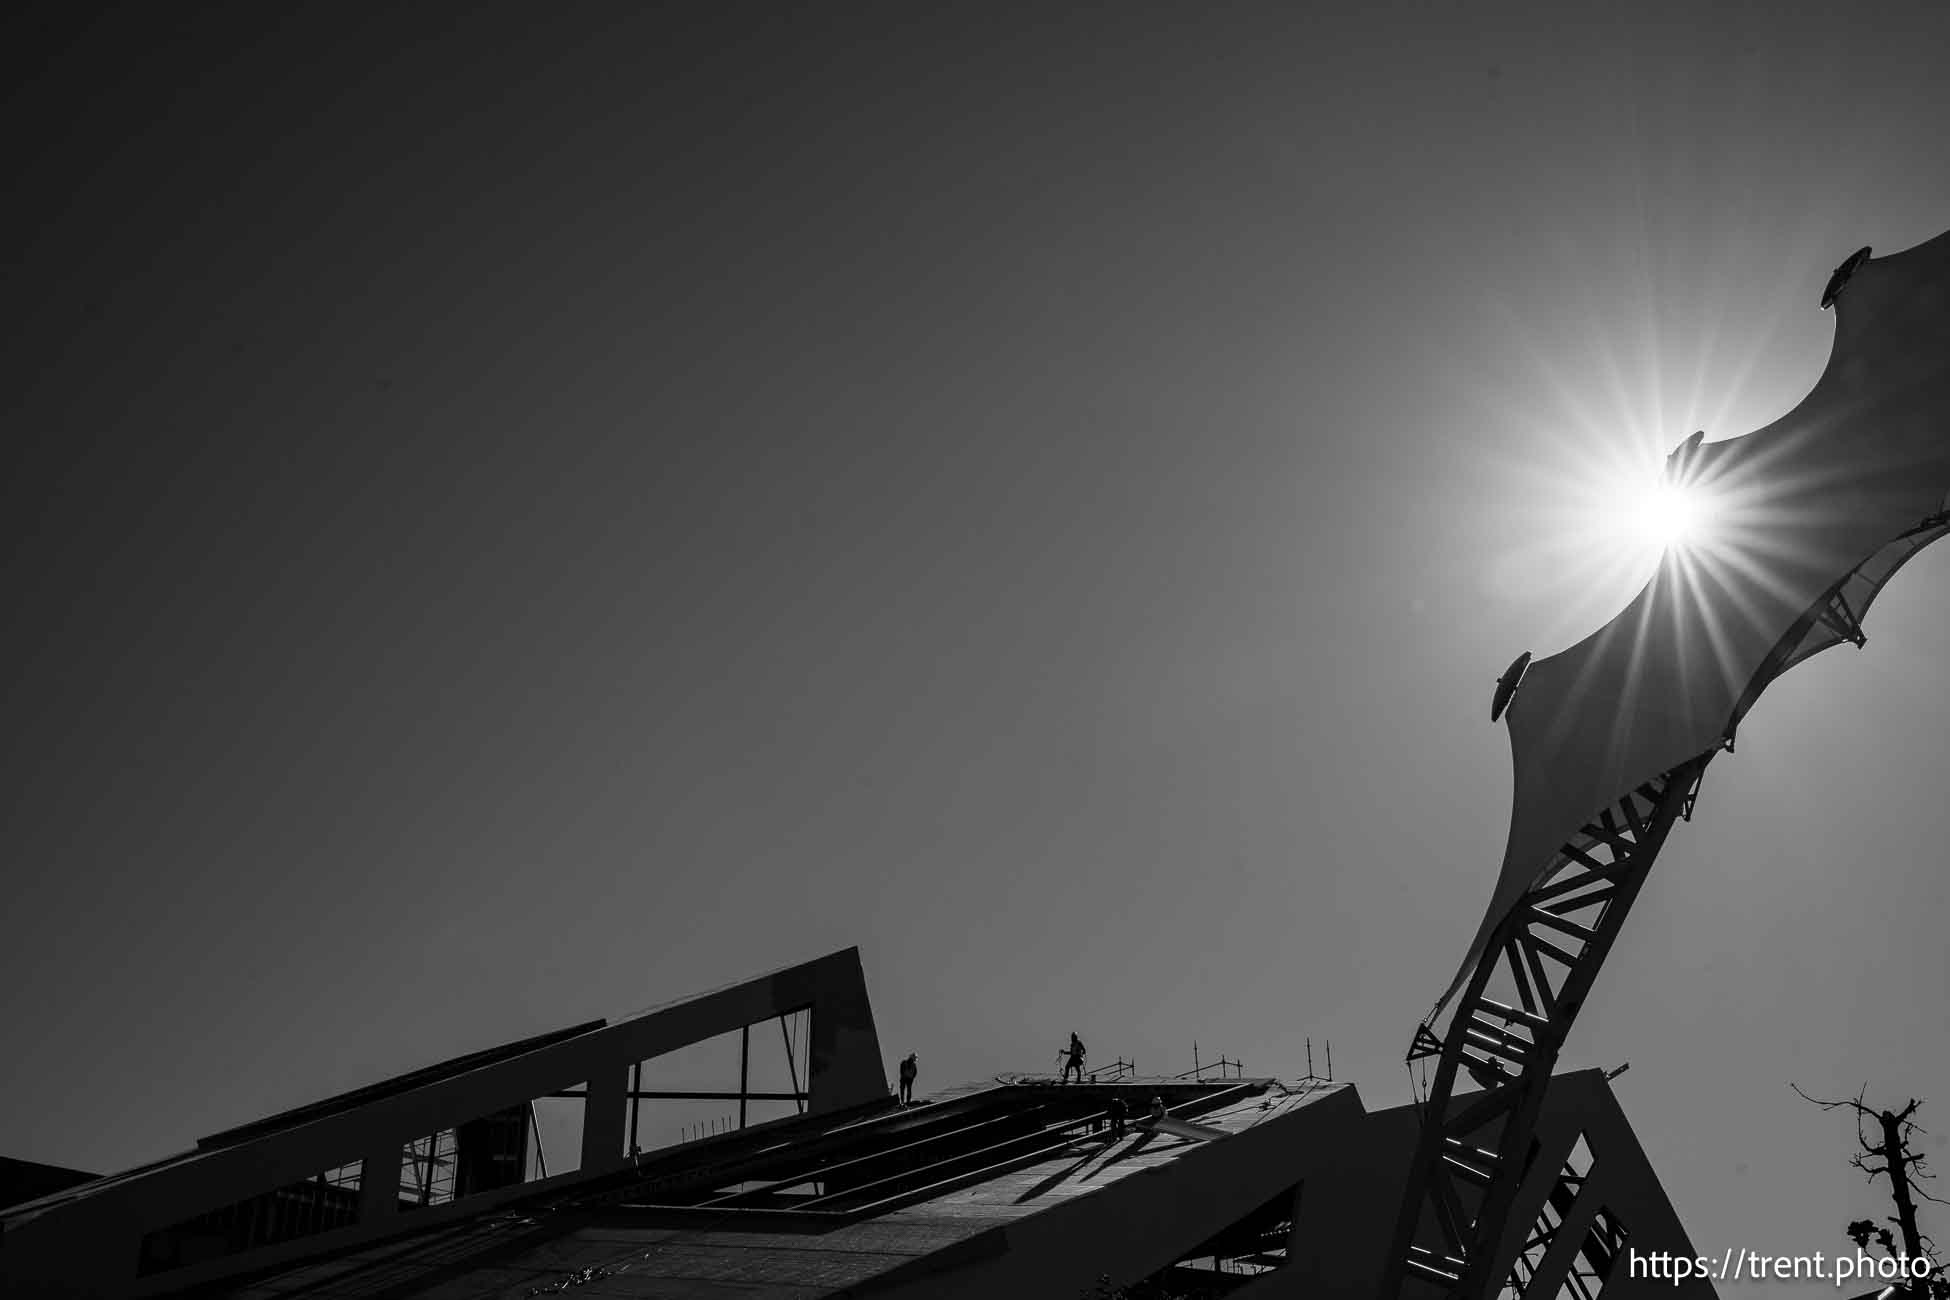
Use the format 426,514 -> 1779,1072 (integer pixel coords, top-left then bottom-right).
1490,651 -> 1532,723
1815,587 -> 1869,648
1665,430 -> 1706,483
1820,246 -> 1873,311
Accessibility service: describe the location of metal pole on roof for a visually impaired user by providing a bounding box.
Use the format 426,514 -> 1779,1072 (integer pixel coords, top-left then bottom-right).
780,1013 -> 803,1113
630,1061 -> 642,1155
740,1024 -> 750,1129
418,1136 -> 435,1205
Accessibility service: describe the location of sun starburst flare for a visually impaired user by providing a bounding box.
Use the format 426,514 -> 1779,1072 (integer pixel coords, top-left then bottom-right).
1599,475 -> 1718,553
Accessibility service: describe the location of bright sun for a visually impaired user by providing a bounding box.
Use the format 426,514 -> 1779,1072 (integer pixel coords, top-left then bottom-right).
1593,472 -> 1719,558
1623,479 -> 1712,549
1503,432 -> 1741,630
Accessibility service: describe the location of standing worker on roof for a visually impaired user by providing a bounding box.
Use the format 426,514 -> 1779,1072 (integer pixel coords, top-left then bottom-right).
1061,1032 -> 1087,1083
897,1052 -> 918,1105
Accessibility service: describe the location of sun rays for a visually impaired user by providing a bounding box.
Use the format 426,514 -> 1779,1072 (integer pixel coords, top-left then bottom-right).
1467,283 -> 1814,657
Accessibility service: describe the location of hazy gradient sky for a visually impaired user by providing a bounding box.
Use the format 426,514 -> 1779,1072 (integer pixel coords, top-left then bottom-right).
4,3 -> 1948,1292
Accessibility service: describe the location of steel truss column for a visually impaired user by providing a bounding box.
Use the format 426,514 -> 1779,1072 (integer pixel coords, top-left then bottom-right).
1382,755 -> 1709,1299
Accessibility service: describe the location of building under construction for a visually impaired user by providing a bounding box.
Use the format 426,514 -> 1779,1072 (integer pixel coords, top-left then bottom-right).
1,946 -> 1713,1298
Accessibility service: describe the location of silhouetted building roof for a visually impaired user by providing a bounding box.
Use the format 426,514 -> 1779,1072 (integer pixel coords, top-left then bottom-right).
0,1157 -> 97,1212
221,1075 -> 1335,1299
0,948 -> 1714,1298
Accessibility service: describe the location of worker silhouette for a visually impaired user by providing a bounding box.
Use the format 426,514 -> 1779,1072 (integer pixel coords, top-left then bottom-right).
898,1052 -> 918,1105
1143,1095 -> 1167,1129
1106,1094 -> 1128,1139
1061,1032 -> 1087,1083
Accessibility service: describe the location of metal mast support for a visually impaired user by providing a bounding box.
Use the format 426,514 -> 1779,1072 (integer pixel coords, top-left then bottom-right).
1382,755 -> 1708,1298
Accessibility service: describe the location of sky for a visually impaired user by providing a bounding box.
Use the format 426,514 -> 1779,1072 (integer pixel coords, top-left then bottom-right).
2,1 -> 1947,1291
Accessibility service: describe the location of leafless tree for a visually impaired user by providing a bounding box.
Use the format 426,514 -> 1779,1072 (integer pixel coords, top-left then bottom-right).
1793,1083 -> 1949,1298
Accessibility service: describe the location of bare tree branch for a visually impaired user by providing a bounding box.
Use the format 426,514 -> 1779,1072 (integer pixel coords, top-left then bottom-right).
1794,1082 -> 1867,1111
